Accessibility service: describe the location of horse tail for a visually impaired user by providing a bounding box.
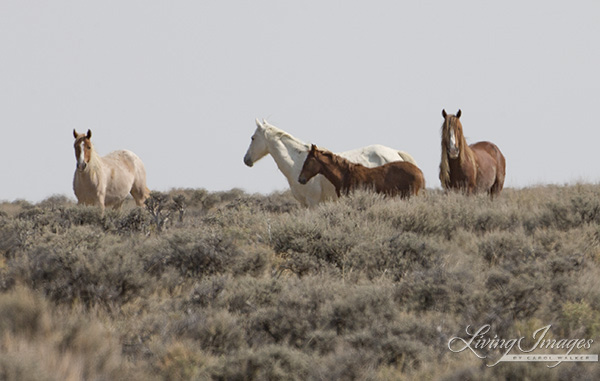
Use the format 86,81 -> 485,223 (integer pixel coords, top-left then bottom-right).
491,145 -> 506,197
397,151 -> 418,166
415,166 -> 426,196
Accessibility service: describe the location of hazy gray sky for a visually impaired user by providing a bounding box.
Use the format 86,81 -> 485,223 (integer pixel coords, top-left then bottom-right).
1,1 -> 599,202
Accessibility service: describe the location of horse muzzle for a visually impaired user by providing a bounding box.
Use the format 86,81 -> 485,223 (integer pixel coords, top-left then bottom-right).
76,161 -> 87,171
243,155 -> 254,167
448,147 -> 459,159
298,176 -> 307,185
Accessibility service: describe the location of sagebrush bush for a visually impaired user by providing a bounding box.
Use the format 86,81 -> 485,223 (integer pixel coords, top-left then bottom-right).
1,185 -> 600,379
0,286 -> 50,338
0,287 -> 154,381
169,307 -> 246,355
142,229 -> 243,278
5,225 -> 151,306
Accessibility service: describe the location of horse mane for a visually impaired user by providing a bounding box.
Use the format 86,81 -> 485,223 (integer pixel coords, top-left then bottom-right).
263,121 -> 311,151
439,121 -> 452,188
314,148 -> 362,176
87,145 -> 102,173
321,149 -> 356,170
78,136 -> 102,174
439,115 -> 477,188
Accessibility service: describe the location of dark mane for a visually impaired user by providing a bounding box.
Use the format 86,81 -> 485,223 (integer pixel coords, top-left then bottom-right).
320,149 -> 362,172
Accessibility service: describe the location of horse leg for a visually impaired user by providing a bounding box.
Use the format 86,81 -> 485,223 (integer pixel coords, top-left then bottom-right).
96,192 -> 106,216
492,160 -> 506,197
131,186 -> 150,207
466,182 -> 477,195
411,183 -> 420,197
489,176 -> 504,198
98,201 -> 106,216
113,199 -> 125,210
486,161 -> 505,198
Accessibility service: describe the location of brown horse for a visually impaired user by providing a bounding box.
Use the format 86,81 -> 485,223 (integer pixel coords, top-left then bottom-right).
439,109 -> 506,196
298,144 -> 425,198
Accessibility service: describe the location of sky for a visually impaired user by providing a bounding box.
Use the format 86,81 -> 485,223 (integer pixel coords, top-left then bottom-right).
1,1 -> 599,202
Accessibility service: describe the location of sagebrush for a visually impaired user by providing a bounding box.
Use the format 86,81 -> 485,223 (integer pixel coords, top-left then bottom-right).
1,185 -> 600,380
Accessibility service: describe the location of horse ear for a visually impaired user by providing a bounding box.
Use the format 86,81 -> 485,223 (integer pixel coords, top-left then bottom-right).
73,129 -> 78,138
456,109 -> 462,118
442,109 -> 447,118
86,129 -> 92,139
310,144 -> 317,153
255,118 -> 262,128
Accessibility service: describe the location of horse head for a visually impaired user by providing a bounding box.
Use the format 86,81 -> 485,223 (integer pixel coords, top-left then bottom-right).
243,118 -> 269,167
298,144 -> 323,184
442,109 -> 463,159
73,129 -> 93,171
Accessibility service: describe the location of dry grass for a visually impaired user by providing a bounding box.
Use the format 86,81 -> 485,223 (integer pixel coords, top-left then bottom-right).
1,185 -> 600,379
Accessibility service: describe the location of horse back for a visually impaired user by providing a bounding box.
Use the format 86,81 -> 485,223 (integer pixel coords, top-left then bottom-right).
380,161 -> 425,197
470,142 -> 505,172
340,145 -> 416,167
103,150 -> 149,199
103,149 -> 136,168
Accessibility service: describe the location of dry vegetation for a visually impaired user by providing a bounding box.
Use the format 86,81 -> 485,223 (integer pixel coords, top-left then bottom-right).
1,185 -> 600,380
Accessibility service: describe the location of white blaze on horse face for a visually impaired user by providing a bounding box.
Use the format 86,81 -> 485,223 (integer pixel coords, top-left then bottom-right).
448,127 -> 459,159
77,141 -> 87,170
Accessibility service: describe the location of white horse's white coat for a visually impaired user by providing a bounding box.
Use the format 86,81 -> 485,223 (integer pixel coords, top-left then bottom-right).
243,119 -> 418,207
73,130 -> 149,214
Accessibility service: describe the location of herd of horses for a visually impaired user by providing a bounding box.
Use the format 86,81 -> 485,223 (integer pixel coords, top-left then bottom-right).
243,109 -> 506,207
72,109 -> 506,211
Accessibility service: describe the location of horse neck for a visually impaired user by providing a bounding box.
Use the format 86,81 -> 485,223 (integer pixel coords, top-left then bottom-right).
82,147 -> 103,177
315,153 -> 351,190
441,127 -> 476,185
264,129 -> 310,179
443,144 -> 477,187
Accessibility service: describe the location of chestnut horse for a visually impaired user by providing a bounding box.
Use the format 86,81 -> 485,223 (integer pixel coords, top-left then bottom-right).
439,109 -> 505,196
73,129 -> 150,214
298,145 -> 425,198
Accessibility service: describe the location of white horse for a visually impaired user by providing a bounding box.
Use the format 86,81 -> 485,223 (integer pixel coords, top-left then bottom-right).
243,119 -> 418,207
73,129 -> 150,214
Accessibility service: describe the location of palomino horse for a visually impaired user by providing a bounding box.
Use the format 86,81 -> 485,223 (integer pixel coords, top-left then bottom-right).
73,129 -> 150,214
243,119 -> 418,207
298,145 -> 425,198
439,109 -> 506,196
